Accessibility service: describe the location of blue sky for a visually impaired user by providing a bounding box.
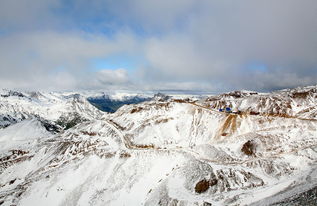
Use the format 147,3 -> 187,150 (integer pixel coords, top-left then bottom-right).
247,62 -> 268,72
0,0 -> 316,91
90,52 -> 146,73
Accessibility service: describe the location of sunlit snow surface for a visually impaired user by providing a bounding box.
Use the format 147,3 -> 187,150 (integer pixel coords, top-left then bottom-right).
0,86 -> 317,205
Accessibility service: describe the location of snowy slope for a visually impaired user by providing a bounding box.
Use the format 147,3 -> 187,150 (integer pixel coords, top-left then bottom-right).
0,85 -> 317,205
0,90 -> 104,128
205,85 -> 317,120
0,119 -> 52,153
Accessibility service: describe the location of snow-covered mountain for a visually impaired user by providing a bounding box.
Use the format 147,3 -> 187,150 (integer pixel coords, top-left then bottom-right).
0,85 -> 317,205
0,90 -> 103,129
205,85 -> 317,120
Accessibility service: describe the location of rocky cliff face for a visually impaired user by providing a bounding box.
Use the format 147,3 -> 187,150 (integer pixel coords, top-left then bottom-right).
0,86 -> 317,205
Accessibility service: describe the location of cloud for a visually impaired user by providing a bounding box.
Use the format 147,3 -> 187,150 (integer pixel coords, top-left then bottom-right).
82,69 -> 132,90
0,31 -> 141,90
141,0 -> 317,91
0,0 -> 316,92
104,0 -> 198,30
0,0 -> 61,31
96,69 -> 128,84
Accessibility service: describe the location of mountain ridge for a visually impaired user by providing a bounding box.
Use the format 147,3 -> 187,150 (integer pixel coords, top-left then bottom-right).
0,85 -> 316,205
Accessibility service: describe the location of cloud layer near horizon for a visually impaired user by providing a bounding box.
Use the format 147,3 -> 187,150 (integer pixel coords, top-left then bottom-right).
0,0 -> 316,92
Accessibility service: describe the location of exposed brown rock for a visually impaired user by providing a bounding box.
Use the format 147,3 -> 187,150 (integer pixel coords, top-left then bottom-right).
195,178 -> 218,193
11,150 -> 28,155
209,179 -> 218,187
108,119 -> 126,130
9,179 -> 16,185
135,144 -> 155,149
195,179 -> 210,193
250,111 -> 260,115
80,131 -> 97,136
119,152 -> 131,158
173,99 -> 187,103
291,91 -> 310,99
241,140 -> 256,156
155,118 -> 173,124
130,107 -> 143,114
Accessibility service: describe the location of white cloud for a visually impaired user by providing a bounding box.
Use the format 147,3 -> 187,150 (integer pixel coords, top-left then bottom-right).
96,69 -> 129,85
0,0 -> 61,30
141,0 -> 317,90
0,0 -> 316,92
106,0 -> 197,30
0,31 -> 140,90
